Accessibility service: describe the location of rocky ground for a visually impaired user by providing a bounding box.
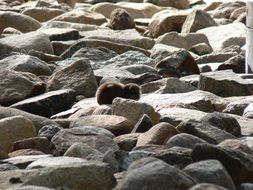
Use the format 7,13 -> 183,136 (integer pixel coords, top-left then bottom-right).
0,0 -> 251,189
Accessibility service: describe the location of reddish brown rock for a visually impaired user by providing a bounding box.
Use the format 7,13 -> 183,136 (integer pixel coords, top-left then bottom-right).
136,122 -> 179,146
108,8 -> 135,30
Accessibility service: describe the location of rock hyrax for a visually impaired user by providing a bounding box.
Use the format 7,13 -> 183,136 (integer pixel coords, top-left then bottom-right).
96,82 -> 141,105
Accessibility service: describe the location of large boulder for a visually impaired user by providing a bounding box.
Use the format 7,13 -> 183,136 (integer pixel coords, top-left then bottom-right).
21,7 -> 65,22
197,22 -> 245,51
47,59 -> 98,97
198,70 -> 253,97
144,0 -> 189,9
52,9 -> 107,25
155,49 -> 200,77
0,54 -> 52,76
181,9 -> 217,33
0,116 -> 36,153
10,89 -> 76,118
0,11 -> 41,33
115,157 -> 196,190
0,32 -> 53,59
0,69 -> 45,106
51,127 -> 119,155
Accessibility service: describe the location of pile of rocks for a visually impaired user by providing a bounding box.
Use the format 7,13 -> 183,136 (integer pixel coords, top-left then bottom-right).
0,0 -> 251,189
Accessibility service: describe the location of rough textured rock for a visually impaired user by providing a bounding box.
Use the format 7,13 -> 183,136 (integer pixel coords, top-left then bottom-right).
84,29 -> 155,50
188,183 -> 229,190
144,0 -> 189,9
202,112 -> 241,137
39,28 -> 81,41
218,139 -> 252,155
166,133 -> 208,149
53,9 -> 107,25
155,49 -> 200,77
218,55 -> 245,73
197,22 -> 245,51
181,9 -> 217,33
141,90 -> 217,112
47,59 -> 98,97
13,137 -> 51,154
21,7 -> 65,22
189,43 -> 213,55
131,114 -> 153,133
0,116 -> 36,153
10,89 -> 76,118
114,133 -> 140,151
0,161 -> 116,190
0,106 -> 59,132
0,32 -> 53,59
0,54 -> 52,76
38,124 -> 62,140
70,115 -> 134,136
108,8 -> 135,30
191,143 -> 253,185
198,70 -> 253,97
0,69 -> 45,106
183,159 -> 236,190
115,157 -> 196,190
112,98 -> 160,125
51,127 -> 119,155
177,119 -> 236,144
149,11 -> 188,38
136,122 -> 179,146
156,32 -> 211,51
0,11 -> 41,34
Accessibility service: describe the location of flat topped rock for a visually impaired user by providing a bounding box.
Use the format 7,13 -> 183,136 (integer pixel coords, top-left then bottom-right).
198,70 -> 253,97
27,156 -> 86,169
140,90 -> 219,112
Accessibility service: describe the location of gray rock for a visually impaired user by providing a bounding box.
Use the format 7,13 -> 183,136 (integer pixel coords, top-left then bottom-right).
166,133 -> 208,149
155,77 -> 197,94
47,59 -> 98,97
3,155 -> 52,169
27,156 -> 86,169
10,89 -> 76,118
192,143 -> 253,185
156,32 -> 211,51
0,54 -> 52,76
40,28 -> 81,41
198,70 -> 253,97
38,124 -> 62,140
0,106 -> 60,132
155,49 -> 200,77
72,47 -> 118,64
202,112 -> 241,137
0,31 -> 53,59
0,11 -> 41,33
121,64 -> 157,75
196,52 -> 238,64
218,54 -> 245,73
188,183 -> 228,190
11,185 -> 56,190
183,159 -> 236,190
114,133 -> 140,151
93,51 -> 154,70
141,90 -> 218,112
51,127 -> 119,156
84,29 -> 155,50
0,69 -> 45,106
131,114 -> 153,133
181,9 -> 217,33
112,97 -> 160,125
177,119 -> 236,144
238,183 -> 253,190
197,22 -> 245,51
115,157 -> 196,190
60,39 -> 150,59
189,43 -> 213,56
0,161 -> 116,190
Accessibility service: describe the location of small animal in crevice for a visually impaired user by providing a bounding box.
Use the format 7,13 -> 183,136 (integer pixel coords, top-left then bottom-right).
96,82 -> 141,105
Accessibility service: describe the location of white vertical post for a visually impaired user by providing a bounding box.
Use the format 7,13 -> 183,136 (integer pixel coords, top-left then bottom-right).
246,0 -> 253,73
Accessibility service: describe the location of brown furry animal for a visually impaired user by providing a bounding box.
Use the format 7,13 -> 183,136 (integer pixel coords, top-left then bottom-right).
96,82 -> 141,105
